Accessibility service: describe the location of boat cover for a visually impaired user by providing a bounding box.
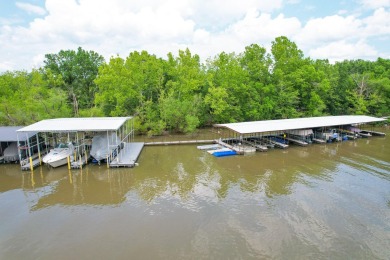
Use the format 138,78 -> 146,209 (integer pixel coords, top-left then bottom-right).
90,133 -> 120,161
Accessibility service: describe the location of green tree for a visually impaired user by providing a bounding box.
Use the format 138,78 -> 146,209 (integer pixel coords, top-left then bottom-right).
270,36 -> 304,118
43,47 -> 105,116
240,44 -> 273,120
0,70 -> 71,125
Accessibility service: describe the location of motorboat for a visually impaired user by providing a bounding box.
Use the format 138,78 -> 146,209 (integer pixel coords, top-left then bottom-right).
314,128 -> 341,142
285,129 -> 314,143
3,142 -> 19,162
42,142 -> 74,168
90,133 -> 120,164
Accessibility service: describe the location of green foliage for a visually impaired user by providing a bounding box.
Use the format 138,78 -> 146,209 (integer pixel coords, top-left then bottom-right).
43,47 -> 105,116
2,39 -> 389,132
0,70 -> 71,125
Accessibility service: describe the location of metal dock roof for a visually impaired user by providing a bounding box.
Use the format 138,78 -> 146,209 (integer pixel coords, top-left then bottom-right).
214,115 -> 386,134
17,117 -> 132,133
0,126 -> 36,141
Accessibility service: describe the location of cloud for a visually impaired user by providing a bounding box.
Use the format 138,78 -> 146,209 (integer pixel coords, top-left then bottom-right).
297,15 -> 362,44
362,8 -> 390,37
359,0 -> 390,9
309,40 -> 378,62
0,0 -> 389,71
294,7 -> 390,60
16,2 -> 47,15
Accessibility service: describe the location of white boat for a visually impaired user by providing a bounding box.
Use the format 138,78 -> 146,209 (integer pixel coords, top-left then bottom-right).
3,142 -> 19,162
286,129 -> 314,143
42,142 -> 74,168
90,133 -> 120,163
315,129 -> 341,142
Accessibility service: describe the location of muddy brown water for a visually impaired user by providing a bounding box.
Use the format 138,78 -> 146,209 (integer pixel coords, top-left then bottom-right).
1,127 -> 389,259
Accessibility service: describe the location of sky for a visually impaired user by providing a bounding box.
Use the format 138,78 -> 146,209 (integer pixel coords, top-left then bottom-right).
0,0 -> 389,72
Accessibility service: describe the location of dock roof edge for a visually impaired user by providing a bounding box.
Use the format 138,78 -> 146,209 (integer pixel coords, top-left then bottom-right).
17,117 -> 133,133
0,126 -> 36,141
213,115 -> 386,135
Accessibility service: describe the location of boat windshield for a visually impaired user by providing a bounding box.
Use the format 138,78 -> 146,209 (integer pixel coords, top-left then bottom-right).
56,143 -> 68,148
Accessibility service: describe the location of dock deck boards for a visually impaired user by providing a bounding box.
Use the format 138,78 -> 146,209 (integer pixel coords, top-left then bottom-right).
242,140 -> 268,152
21,158 -> 41,171
360,130 -> 386,136
267,139 -> 289,149
312,138 -> 326,144
71,155 -> 88,169
110,142 -> 144,168
358,132 -> 371,138
145,140 -> 214,146
284,137 -> 308,146
215,139 -> 256,154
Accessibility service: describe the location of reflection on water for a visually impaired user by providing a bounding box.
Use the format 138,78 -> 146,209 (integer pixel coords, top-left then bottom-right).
0,128 -> 389,259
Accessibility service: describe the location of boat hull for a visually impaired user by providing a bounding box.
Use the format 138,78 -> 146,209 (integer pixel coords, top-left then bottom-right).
45,157 -> 69,168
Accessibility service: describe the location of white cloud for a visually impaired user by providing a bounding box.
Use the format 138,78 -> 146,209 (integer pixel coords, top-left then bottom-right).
0,0 -> 389,72
362,8 -> 390,36
297,15 -> 362,44
16,2 -> 47,15
309,40 -> 378,62
359,0 -> 390,9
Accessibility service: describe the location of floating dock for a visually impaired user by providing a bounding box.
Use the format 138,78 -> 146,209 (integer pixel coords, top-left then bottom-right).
145,139 -> 214,146
71,155 -> 88,169
197,144 -> 221,150
242,139 -> 268,152
110,142 -> 144,168
312,138 -> 326,144
215,139 -> 256,154
266,138 -> 289,149
358,132 -> 371,138
283,137 -> 308,146
360,130 -> 386,136
21,157 -> 41,171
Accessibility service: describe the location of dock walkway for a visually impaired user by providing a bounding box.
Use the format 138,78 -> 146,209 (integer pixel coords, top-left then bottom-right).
284,137 -> 308,146
360,130 -> 386,136
242,140 -> 268,152
21,158 -> 41,171
20,151 -> 48,171
110,142 -> 144,168
145,140 -> 214,146
215,139 -> 256,154
263,138 -> 289,149
71,155 -> 88,169
312,138 -> 326,144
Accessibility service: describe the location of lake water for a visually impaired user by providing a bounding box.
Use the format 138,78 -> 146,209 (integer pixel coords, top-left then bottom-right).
1,128 -> 389,259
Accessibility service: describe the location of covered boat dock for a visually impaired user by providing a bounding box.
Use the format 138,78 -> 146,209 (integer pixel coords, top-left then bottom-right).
214,115 -> 386,154
17,117 -> 143,170
0,126 -> 38,164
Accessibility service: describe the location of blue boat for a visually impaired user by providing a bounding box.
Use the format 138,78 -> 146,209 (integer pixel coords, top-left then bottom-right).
213,150 -> 237,157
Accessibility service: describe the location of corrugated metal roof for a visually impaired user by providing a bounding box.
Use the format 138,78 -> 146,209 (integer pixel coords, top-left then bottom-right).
0,126 -> 36,142
17,117 -> 132,133
214,115 -> 386,134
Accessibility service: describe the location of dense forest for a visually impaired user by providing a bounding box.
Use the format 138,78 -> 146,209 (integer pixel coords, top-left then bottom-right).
1,36 -> 389,135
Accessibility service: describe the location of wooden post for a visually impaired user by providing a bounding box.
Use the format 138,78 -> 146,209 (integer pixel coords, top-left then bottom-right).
79,154 -> 82,169
67,156 -> 71,170
29,157 -> 33,172
38,152 -> 42,166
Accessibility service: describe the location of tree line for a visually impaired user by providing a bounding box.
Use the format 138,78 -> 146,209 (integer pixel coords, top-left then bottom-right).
1,36 -> 389,135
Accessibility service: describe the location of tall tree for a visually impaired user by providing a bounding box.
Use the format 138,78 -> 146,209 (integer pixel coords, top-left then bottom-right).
0,70 -> 71,125
160,49 -> 206,131
240,44 -> 273,120
43,47 -> 105,116
270,36 -> 304,118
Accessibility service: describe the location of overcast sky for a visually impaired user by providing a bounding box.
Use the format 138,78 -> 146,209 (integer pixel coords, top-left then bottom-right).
0,0 -> 389,72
